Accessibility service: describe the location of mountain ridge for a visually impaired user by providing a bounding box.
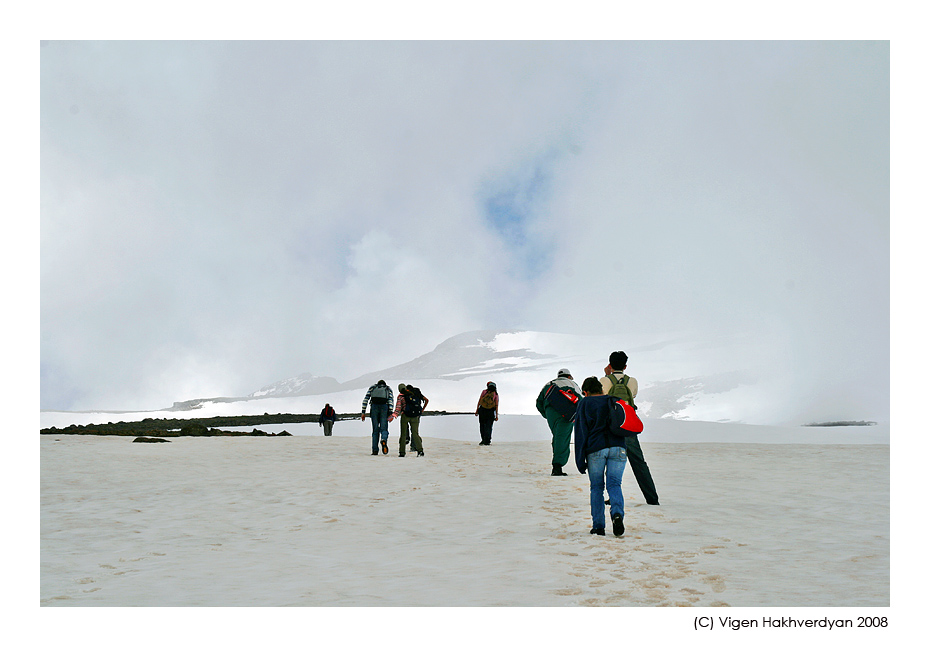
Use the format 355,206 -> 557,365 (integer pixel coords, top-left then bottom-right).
165,329 -> 766,422
44,328 -> 883,426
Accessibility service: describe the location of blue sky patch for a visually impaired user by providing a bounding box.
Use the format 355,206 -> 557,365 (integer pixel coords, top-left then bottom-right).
481,157 -> 557,278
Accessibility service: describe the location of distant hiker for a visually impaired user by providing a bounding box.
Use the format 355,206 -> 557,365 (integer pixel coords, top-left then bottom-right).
600,351 -> 659,505
361,380 -> 394,455
319,403 -> 337,436
475,381 -> 499,445
536,368 -> 581,476
390,383 -> 427,457
574,376 -> 627,536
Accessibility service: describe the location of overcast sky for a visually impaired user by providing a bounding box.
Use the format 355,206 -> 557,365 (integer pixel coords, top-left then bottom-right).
40,40 -> 889,415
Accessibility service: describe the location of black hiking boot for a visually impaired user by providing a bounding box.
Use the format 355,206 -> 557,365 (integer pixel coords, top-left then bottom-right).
551,464 -> 567,476
590,527 -> 605,536
371,451 -> 378,456
417,451 -> 424,457
612,513 -> 625,537
381,440 -> 388,455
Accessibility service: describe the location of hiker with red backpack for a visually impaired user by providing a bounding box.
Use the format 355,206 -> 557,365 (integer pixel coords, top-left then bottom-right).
475,381 -> 499,445
600,351 -> 659,505
535,368 -> 582,476
574,376 -> 630,536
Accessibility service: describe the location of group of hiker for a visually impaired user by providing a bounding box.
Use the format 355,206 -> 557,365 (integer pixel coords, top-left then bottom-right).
319,379 -> 500,456
535,351 -> 659,538
352,380 -> 501,457
359,381 -> 431,457
318,349 -> 657,538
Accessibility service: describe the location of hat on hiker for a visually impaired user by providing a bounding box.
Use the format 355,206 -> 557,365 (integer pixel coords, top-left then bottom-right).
398,383 -> 406,392
557,368 -> 572,378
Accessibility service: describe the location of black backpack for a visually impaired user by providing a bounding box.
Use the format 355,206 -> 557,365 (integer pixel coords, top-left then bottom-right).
403,387 -> 423,417
544,381 -> 580,421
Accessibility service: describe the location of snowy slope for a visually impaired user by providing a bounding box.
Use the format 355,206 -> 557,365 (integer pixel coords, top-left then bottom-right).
248,373 -> 341,398
228,329 -> 783,422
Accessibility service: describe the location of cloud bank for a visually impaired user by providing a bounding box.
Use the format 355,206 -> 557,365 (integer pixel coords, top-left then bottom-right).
40,41 -> 889,421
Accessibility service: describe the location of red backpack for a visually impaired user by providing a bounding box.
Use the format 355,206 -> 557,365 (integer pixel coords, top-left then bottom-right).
608,396 -> 643,437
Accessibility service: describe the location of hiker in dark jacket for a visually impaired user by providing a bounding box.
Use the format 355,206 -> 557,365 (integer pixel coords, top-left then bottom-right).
536,368 -> 581,476
319,404 -> 337,436
574,376 -> 627,537
390,383 -> 427,457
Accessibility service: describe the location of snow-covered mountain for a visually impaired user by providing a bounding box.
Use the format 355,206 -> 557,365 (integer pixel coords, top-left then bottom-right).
161,329 -> 794,424
41,327 -> 884,429
248,374 -> 341,398
40,328 -> 886,429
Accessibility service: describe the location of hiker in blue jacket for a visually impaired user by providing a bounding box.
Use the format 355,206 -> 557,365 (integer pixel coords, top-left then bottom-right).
574,376 -> 627,537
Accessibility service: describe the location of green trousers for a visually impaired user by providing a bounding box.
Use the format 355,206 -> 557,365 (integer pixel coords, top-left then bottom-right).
399,415 -> 423,455
545,408 -> 573,467
624,434 -> 659,504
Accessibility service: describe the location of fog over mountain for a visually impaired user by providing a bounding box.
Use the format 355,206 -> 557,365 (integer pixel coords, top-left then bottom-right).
149,329 -> 881,427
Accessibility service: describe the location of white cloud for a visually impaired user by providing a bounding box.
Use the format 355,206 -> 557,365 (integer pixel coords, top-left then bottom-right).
40,41 -> 889,419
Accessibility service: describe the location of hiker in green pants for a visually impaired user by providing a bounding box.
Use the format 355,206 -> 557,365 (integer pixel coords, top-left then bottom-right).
600,351 -> 660,505
536,368 -> 582,476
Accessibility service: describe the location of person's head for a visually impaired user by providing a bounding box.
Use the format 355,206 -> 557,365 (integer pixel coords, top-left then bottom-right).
557,368 -> 573,380
486,381 -> 497,392
377,379 -> 386,386
398,383 -> 406,393
582,376 -> 603,395
609,351 -> 628,371
325,403 -> 330,408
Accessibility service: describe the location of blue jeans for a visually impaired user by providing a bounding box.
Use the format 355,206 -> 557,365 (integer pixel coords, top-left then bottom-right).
586,445 -> 627,529
369,404 -> 390,453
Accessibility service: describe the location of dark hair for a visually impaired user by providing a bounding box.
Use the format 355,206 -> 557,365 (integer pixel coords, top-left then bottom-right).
486,382 -> 497,393
582,376 -> 603,394
609,351 -> 628,371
